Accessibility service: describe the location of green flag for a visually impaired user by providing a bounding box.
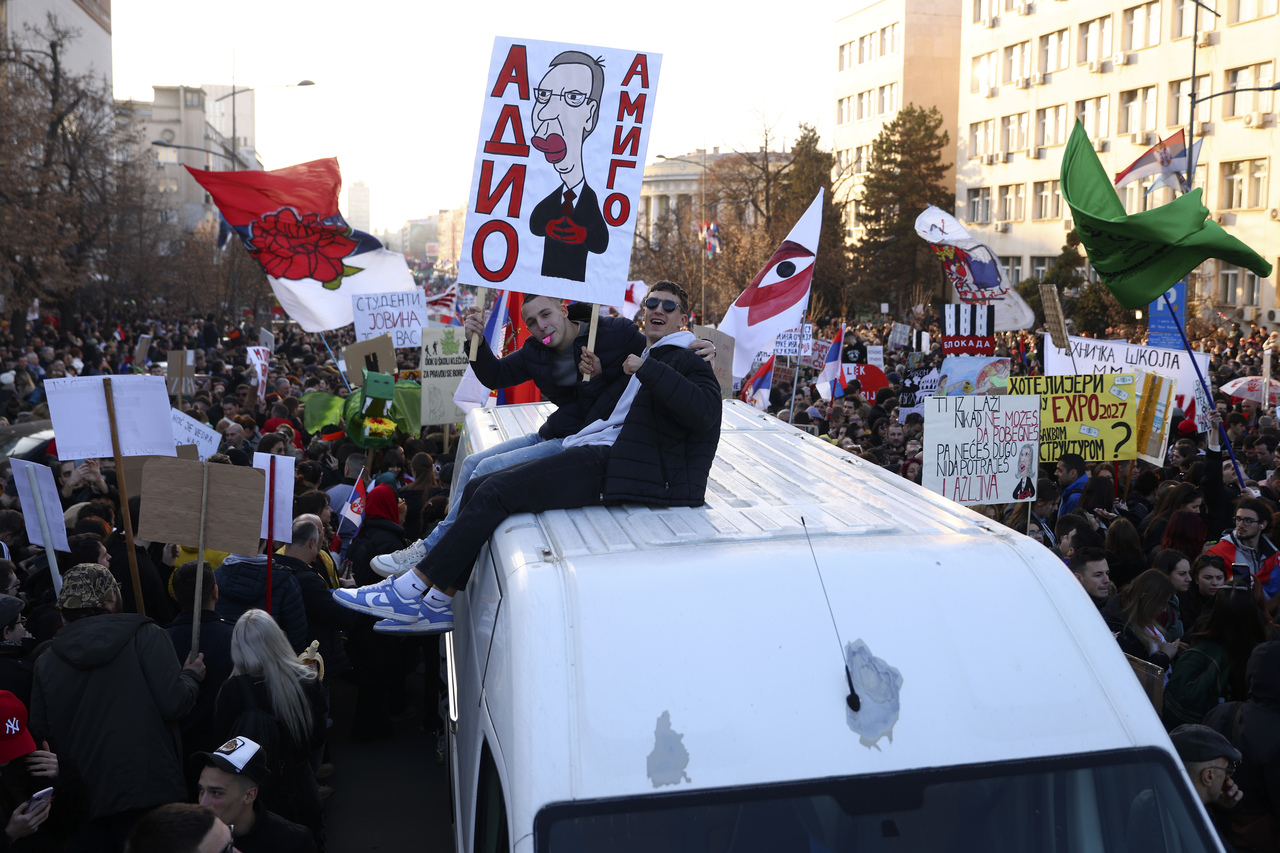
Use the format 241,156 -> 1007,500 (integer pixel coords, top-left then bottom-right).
1060,121 -> 1271,309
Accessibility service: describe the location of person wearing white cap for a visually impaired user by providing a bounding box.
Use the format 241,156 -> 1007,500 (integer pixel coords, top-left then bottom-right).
195,736 -> 315,853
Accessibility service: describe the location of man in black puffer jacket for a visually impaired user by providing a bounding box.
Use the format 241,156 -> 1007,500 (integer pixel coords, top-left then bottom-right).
336,281 -> 722,634
215,554 -> 309,652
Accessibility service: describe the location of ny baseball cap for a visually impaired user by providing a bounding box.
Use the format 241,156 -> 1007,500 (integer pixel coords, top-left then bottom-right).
0,690 -> 37,763
195,736 -> 270,784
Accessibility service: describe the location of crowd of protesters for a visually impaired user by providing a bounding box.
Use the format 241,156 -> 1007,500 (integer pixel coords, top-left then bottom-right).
0,304 -> 1277,849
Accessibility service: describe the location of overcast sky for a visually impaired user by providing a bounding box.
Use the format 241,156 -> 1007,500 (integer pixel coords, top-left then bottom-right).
112,0 -> 846,232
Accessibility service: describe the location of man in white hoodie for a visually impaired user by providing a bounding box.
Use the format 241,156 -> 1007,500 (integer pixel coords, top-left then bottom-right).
334,281 -> 723,634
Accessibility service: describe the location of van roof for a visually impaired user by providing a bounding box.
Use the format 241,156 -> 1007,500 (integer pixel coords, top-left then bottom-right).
462,401 -> 1171,825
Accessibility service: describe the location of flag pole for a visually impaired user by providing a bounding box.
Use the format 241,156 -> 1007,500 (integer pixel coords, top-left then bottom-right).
1162,293 -> 1246,486
320,334 -> 352,393
787,356 -> 800,424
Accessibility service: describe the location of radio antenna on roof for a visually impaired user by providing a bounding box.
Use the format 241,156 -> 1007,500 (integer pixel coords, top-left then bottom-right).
801,516 -> 859,712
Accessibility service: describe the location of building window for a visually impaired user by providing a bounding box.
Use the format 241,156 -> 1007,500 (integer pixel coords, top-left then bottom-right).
1003,41 -> 1033,83
1076,96 -> 1111,138
971,52 -> 998,93
1123,1 -> 1162,50
967,188 -> 993,223
183,90 -> 204,108
880,24 -> 899,55
838,97 -> 852,124
857,90 -> 873,120
1001,112 -> 1029,150
1174,0 -> 1217,36
1000,256 -> 1025,282
158,178 -> 179,193
1035,105 -> 1068,146
1225,62 -> 1274,116
1230,0 -> 1278,23
1220,159 -> 1267,208
1120,87 -> 1158,132
859,33 -> 875,63
1031,256 -> 1054,280
1039,29 -> 1070,72
1124,176 -> 1164,213
1218,263 -> 1261,305
1033,180 -> 1063,219
878,83 -> 898,115
998,184 -> 1025,220
969,121 -> 995,158
1078,15 -> 1113,64
839,42 -> 854,71
973,0 -> 999,22
1169,75 -> 1211,125
155,146 -> 178,164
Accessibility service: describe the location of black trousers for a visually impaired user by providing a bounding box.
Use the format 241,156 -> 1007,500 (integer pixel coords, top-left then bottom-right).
420,445 -> 610,590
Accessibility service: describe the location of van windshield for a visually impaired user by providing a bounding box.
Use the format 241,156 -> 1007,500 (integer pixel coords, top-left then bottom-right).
535,748 -> 1215,853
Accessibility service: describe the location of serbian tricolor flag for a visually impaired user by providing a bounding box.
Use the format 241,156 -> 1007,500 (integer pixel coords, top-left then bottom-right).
426,283 -> 461,325
817,325 -> 848,401
339,467 -> 367,532
740,355 -> 775,410
187,158 -> 415,332
719,191 -> 823,378
1115,129 -> 1187,189
452,292 -> 541,413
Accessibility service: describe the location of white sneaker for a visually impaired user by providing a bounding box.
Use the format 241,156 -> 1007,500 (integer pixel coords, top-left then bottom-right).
370,539 -> 428,578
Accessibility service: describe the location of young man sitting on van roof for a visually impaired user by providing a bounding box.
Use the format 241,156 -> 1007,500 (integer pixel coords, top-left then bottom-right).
369,293 -> 714,578
334,281 -> 723,634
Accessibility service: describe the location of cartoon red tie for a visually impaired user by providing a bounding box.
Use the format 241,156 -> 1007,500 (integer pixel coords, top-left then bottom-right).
548,188 -> 586,245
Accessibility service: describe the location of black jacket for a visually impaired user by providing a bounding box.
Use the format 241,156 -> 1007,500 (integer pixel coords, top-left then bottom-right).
472,316 -> 644,440
1205,641 -> 1280,819
595,341 -> 722,507
166,610 -> 236,761
275,554 -> 357,676
31,615 -> 199,818
215,555 -> 309,653
0,642 -> 33,712
344,518 -> 407,588
527,182 -> 609,282
233,802 -> 317,853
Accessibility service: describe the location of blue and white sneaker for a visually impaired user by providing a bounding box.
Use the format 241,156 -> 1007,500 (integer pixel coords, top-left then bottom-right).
372,600 -> 454,634
332,578 -> 422,623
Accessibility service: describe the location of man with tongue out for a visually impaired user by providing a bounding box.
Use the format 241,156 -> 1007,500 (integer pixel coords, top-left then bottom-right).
528,51 -> 610,282
339,281 -> 722,634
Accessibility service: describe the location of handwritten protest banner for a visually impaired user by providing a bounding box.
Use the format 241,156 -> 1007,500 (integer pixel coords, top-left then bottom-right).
924,394 -> 1040,505
774,325 -> 812,357
897,367 -> 941,424
170,409 -> 221,461
353,290 -> 427,349
1008,374 -> 1138,463
1044,334 -> 1211,431
458,38 -> 661,305
420,327 -> 468,426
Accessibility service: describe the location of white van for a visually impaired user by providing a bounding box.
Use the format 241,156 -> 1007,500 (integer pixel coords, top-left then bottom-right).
446,400 -> 1223,852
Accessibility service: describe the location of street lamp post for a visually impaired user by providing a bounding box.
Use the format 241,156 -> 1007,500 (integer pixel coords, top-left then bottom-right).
213,79 -> 314,170
658,151 -> 708,322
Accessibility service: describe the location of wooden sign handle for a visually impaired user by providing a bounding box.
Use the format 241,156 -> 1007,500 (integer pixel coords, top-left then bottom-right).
582,306 -> 599,382
191,461 -> 210,657
103,378 -> 146,617
469,287 -> 488,362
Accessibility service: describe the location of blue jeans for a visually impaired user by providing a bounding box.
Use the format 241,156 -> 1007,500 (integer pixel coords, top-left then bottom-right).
419,432 -> 565,550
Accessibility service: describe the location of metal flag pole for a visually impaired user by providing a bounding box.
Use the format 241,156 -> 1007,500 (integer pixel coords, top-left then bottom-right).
1162,293 -> 1246,486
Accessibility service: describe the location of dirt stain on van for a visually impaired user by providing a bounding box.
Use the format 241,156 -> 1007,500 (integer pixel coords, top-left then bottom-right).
845,640 -> 903,749
646,711 -> 692,787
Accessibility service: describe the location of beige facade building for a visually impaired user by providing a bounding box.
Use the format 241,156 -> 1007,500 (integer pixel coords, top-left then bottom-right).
637,148 -> 729,242
834,0 -> 963,240
955,0 -> 1280,323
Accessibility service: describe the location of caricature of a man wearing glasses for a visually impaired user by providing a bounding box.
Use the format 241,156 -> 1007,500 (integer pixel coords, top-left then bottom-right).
528,51 -> 610,282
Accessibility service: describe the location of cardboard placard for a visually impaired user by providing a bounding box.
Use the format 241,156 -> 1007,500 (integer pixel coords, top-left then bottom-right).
10,459 -> 69,552
773,325 -> 812,357
1134,369 -> 1176,465
45,375 -> 176,459
420,327 -> 468,427
342,335 -> 396,388
132,334 -> 153,369
936,356 -> 1010,396
245,346 -> 270,402
693,325 -> 735,400
136,458 -> 266,555
253,453 -> 295,540
124,446 -> 198,498
923,394 -> 1040,505
166,349 -> 197,398
170,409 -> 221,461
259,327 -> 275,352
353,290 -> 427,349
1008,374 -> 1138,463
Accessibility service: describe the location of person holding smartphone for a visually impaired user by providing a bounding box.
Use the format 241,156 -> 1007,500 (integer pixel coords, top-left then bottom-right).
0,689 -> 58,845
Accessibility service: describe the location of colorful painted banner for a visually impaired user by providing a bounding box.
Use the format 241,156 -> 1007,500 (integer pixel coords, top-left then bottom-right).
1008,374 -> 1138,463
923,394 -> 1040,505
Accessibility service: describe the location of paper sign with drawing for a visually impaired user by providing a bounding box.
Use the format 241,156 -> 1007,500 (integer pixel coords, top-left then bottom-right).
459,37 -> 661,306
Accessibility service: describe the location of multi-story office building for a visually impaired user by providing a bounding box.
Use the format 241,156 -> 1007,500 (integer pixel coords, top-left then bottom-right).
202,84 -> 259,168
955,0 -> 1279,322
347,181 -> 371,233
834,0 -> 963,241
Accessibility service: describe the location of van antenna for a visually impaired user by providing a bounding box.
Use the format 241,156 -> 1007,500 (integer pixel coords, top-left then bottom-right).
801,517 -> 860,712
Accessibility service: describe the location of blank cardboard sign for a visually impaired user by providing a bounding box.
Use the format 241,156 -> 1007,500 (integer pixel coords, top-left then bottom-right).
137,458 -> 265,556
694,325 -> 735,400
341,335 -> 396,388
123,445 -> 198,498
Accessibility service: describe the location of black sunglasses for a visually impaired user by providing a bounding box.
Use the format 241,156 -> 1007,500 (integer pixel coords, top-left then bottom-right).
643,297 -> 682,312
